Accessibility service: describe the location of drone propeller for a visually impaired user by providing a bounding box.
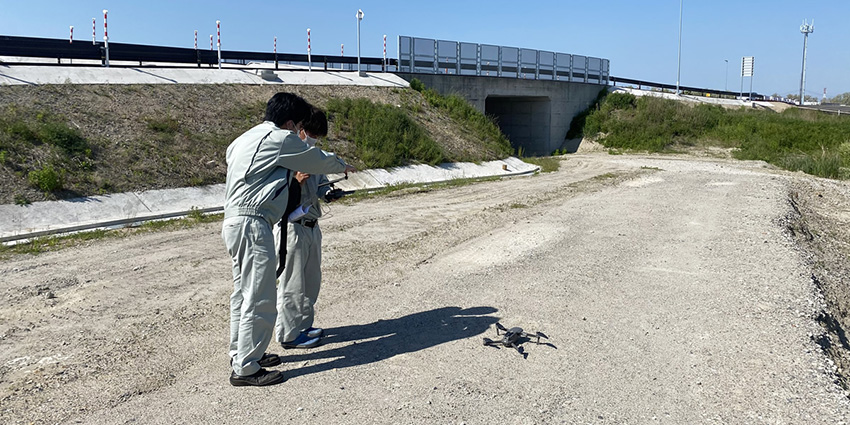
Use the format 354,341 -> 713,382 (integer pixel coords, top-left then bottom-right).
482,337 -> 499,348
536,331 -> 549,339
495,322 -> 507,334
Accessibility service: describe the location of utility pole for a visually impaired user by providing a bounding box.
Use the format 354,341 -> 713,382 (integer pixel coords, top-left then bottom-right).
676,0 -> 683,95
799,20 -> 814,105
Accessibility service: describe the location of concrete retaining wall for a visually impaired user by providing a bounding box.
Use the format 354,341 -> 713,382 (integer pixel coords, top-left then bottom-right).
397,73 -> 605,155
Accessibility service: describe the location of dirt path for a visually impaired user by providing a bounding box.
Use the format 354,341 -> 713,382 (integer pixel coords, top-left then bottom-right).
1,153 -> 848,424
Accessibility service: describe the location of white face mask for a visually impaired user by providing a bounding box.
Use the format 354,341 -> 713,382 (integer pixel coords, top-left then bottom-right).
304,135 -> 318,147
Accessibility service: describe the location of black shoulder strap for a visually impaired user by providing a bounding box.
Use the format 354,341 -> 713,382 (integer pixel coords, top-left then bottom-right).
277,173 -> 302,278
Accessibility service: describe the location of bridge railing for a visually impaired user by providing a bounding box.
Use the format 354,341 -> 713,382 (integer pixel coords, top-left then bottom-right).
398,35 -> 609,84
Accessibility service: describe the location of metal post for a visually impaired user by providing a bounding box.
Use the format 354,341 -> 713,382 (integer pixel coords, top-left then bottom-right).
799,20 -> 814,105
497,46 -> 502,77
551,52 -> 557,81
356,9 -> 365,76
383,34 -> 387,72
476,44 -> 481,76
740,57 -> 744,99
92,18 -> 96,45
433,40 -> 438,74
724,59 -> 728,92
535,50 -> 540,80
676,0 -> 683,95
307,28 -> 312,71
455,42 -> 460,75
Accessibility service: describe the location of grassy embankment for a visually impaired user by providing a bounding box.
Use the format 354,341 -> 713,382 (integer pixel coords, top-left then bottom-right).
571,91 -> 850,180
0,82 -> 512,205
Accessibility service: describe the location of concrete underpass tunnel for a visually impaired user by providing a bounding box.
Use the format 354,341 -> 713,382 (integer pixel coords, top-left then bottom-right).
485,95 -> 552,156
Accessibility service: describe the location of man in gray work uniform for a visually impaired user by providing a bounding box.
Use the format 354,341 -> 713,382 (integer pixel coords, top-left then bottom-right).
222,92 -> 356,386
275,107 -> 337,349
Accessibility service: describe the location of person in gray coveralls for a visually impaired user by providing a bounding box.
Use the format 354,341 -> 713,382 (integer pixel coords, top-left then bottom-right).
222,93 -> 356,387
274,107 -> 337,349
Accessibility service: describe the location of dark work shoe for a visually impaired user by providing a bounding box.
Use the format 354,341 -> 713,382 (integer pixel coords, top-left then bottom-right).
229,368 -> 285,387
258,353 -> 281,368
230,353 -> 281,368
304,327 -> 324,339
281,332 -> 321,349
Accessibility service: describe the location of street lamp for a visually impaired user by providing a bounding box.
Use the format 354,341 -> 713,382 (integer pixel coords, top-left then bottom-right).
724,59 -> 728,92
799,19 -> 814,105
675,0 -> 683,95
356,9 -> 365,77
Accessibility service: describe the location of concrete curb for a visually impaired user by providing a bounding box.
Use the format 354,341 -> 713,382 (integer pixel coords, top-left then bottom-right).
0,157 -> 539,244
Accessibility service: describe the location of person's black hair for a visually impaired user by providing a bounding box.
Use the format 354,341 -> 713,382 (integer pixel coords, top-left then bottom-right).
302,106 -> 328,137
264,92 -> 311,128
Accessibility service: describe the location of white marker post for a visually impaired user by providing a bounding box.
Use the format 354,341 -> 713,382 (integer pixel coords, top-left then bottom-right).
103,10 -> 109,67
210,35 -> 213,51
383,34 -> 387,72
69,26 -> 73,43
274,36 -> 278,69
341,44 -> 344,70
194,30 -> 197,50
216,20 -> 221,69
92,18 -> 96,45
307,28 -> 312,72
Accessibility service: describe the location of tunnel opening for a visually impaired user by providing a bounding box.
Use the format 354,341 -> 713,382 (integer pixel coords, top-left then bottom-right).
485,96 -> 552,156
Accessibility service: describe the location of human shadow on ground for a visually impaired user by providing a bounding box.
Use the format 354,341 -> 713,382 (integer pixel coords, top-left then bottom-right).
280,306 -> 498,379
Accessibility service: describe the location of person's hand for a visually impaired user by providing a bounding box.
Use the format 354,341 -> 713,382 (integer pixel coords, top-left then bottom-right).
295,172 -> 310,183
344,165 -> 357,174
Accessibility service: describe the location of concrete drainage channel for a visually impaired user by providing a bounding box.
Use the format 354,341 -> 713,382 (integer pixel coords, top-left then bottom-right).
0,158 -> 540,244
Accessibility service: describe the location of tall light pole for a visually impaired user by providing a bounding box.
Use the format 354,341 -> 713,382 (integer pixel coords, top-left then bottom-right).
799,19 -> 814,105
356,9 -> 365,77
724,59 -> 728,91
675,0 -> 683,95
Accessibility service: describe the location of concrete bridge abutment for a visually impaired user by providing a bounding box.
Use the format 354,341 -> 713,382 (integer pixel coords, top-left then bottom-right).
397,73 -> 605,156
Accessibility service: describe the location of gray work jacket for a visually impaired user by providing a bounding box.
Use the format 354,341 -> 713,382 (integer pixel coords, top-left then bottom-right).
223,121 -> 347,225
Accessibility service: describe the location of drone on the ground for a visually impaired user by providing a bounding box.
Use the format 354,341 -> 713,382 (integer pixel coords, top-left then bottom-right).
483,322 -> 552,358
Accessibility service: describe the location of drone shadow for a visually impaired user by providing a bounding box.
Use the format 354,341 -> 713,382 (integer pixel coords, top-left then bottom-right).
279,306 -> 498,379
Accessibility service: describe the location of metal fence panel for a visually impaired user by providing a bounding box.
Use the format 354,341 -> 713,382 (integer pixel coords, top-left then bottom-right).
459,42 -> 478,75
480,44 -> 499,76
501,46 -> 518,78
397,35 -> 608,84
538,51 -> 555,80
436,40 -> 458,74
520,48 -> 537,79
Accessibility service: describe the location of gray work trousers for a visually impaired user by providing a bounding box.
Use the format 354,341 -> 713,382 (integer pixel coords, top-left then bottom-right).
274,222 -> 323,343
222,216 -> 277,376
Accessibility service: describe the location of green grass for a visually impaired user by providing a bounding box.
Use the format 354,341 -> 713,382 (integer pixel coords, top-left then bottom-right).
578,92 -> 850,179
0,106 -> 93,194
327,97 -> 445,168
410,79 -> 512,159
522,156 -> 561,173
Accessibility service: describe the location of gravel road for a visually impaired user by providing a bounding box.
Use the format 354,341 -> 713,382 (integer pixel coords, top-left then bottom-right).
1,153 -> 848,424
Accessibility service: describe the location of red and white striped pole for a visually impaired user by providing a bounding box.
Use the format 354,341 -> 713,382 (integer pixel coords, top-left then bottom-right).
70,26 -> 74,43
307,28 -> 312,72
274,36 -> 277,54
383,34 -> 387,72
194,30 -> 197,50
92,18 -> 96,45
103,9 -> 109,67
216,20 -> 221,69
210,35 -> 213,51
341,43 -> 344,70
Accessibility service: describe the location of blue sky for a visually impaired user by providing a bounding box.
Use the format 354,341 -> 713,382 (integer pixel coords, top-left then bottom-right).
1,1 -> 848,97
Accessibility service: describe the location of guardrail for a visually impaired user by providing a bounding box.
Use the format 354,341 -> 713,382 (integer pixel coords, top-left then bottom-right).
0,35 -> 398,71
